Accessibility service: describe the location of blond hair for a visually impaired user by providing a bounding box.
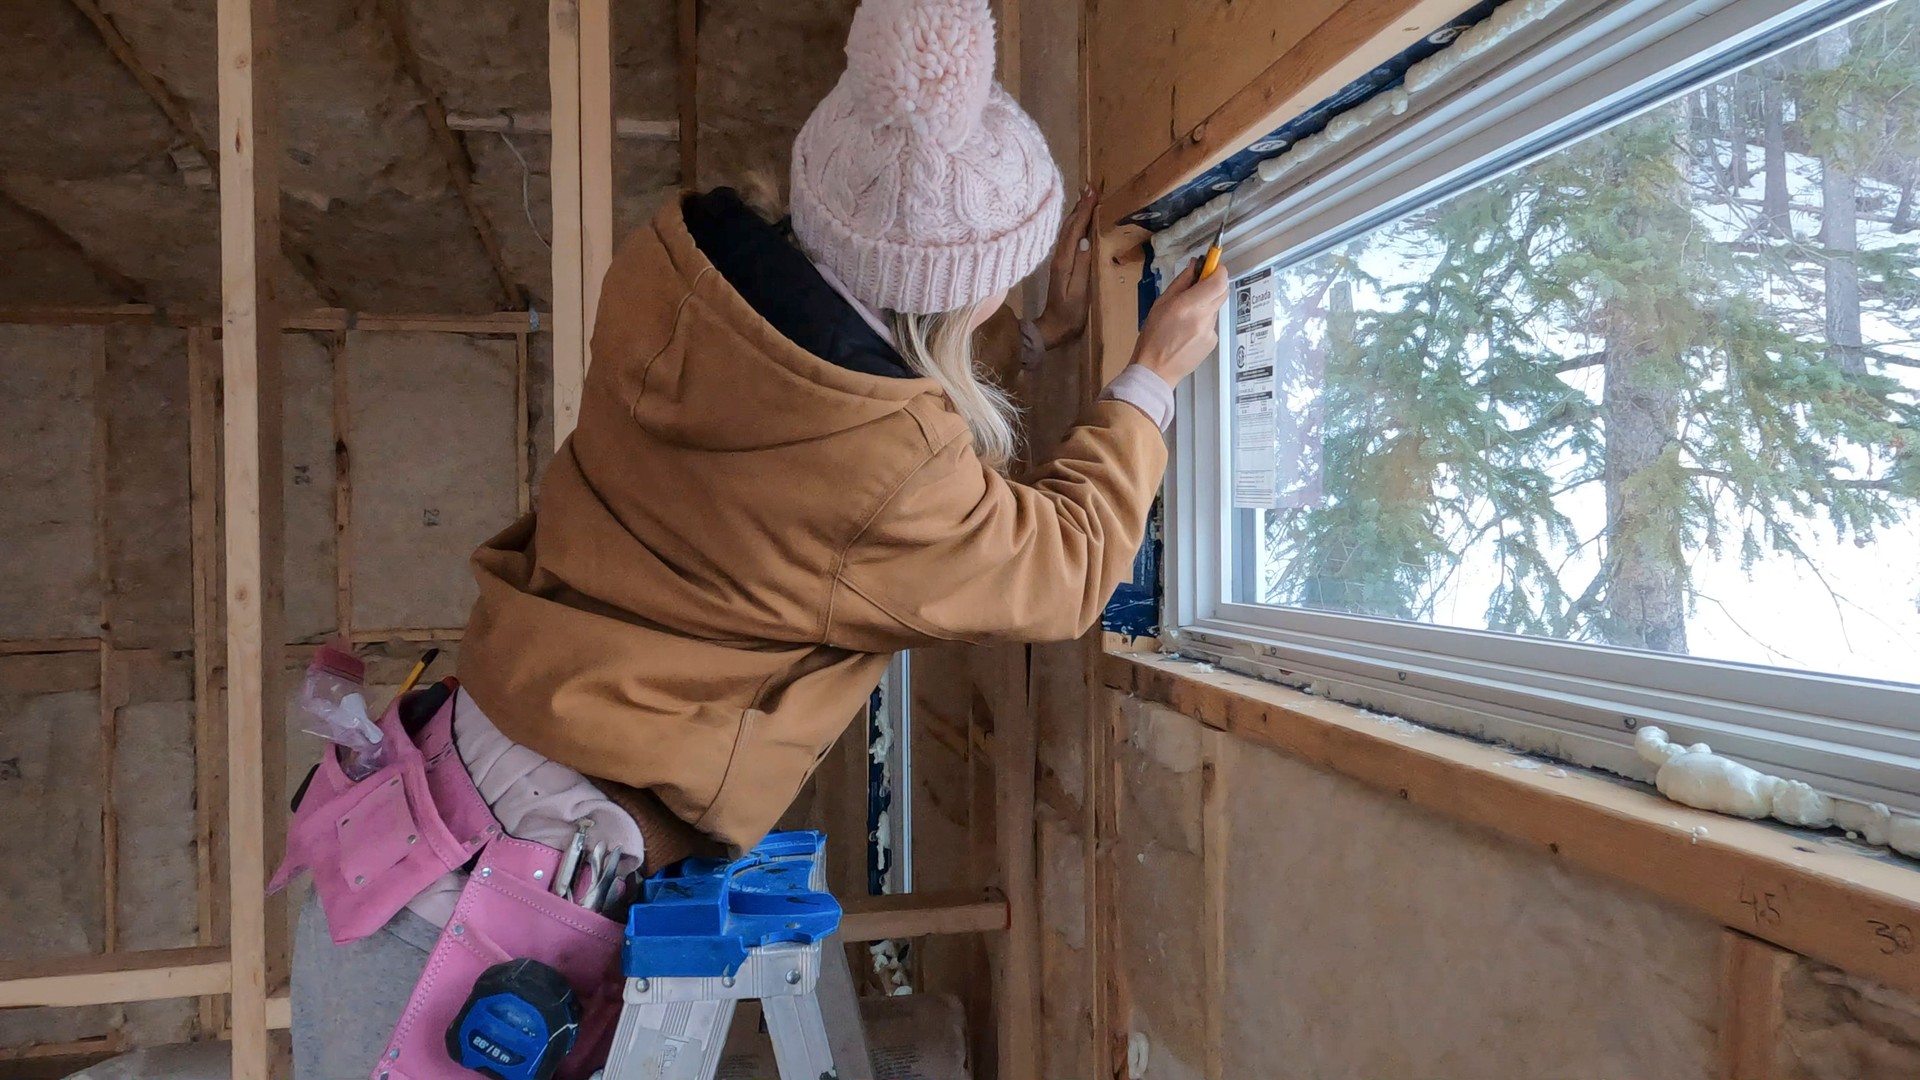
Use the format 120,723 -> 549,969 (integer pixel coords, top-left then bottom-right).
888,308 -> 1020,472
724,170 -> 1021,470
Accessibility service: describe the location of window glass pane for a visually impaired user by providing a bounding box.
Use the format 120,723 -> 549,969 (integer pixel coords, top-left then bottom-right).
1228,1 -> 1920,688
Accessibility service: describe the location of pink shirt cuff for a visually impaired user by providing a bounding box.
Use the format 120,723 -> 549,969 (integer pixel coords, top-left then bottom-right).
1100,364 -> 1175,431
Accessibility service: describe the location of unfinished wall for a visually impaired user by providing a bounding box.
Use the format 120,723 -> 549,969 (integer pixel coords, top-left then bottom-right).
0,318 -> 533,1060
1044,689 -> 1920,1079
0,0 -> 858,315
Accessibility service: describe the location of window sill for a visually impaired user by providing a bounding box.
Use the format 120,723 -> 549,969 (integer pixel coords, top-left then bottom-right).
1100,649 -> 1920,1001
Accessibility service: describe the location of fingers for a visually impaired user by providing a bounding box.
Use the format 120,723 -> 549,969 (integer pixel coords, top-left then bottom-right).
1060,184 -> 1097,245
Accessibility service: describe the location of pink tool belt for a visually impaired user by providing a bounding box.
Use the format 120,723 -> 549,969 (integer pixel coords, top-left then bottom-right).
271,680 -> 501,943
274,682 -> 625,1080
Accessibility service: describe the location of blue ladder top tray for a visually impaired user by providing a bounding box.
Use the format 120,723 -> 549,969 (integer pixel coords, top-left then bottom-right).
622,829 -> 842,979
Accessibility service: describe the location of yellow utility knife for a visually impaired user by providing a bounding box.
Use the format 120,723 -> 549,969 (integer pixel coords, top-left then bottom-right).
1199,186 -> 1237,280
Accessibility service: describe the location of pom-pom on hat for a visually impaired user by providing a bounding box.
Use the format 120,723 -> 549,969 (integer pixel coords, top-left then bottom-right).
790,0 -> 1063,316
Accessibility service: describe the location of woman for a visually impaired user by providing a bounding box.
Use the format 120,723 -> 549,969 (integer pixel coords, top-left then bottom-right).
289,0 -> 1226,1072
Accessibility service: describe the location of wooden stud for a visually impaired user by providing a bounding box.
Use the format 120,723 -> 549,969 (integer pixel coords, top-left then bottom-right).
188,325 -> 229,1039
991,647 -> 1041,1080
579,0 -> 615,345
1718,931 -> 1794,1080
549,0 -> 586,448
91,327 -> 120,956
0,947 -> 232,1009
1095,691 -> 1128,1079
331,331 -> 352,640
0,1037 -> 126,1064
1106,653 -> 1920,1005
375,0 -> 522,310
995,0 -> 1021,101
965,681 -> 998,1079
67,0 -> 215,167
1200,730 -> 1230,1080
515,331 -> 532,514
677,0 -> 699,187
217,0 -> 288,1066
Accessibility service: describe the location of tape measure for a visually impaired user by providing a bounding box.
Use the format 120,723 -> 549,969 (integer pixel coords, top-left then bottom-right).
445,959 -> 581,1080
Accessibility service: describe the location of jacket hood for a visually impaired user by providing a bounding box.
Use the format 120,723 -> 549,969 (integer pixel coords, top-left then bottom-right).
592,190 -> 938,452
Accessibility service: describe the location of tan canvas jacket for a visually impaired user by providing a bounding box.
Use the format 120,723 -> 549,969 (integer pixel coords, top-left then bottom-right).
460,198 -> 1166,861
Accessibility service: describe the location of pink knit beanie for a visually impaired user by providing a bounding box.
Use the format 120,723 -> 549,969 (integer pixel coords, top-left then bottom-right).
790,0 -> 1063,316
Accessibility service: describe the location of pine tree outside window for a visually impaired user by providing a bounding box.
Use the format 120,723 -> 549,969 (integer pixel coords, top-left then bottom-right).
1168,0 -> 1920,812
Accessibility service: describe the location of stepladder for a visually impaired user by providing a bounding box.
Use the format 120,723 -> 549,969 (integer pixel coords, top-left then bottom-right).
596,830 -> 874,1080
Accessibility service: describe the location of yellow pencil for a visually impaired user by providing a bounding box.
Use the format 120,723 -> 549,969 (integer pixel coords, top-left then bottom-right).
382,647 -> 440,716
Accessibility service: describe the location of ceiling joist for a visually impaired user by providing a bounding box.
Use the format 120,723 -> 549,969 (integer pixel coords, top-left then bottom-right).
375,0 -> 526,310
65,0 -> 341,307
0,184 -> 147,303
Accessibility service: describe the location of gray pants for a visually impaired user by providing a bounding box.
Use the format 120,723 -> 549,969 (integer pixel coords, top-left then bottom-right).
291,892 -> 441,1080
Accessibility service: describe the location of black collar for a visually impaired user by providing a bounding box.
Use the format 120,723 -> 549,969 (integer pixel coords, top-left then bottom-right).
681,188 -> 913,380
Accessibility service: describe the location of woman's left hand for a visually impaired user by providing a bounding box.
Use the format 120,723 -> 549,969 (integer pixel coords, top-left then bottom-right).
1034,186 -> 1098,351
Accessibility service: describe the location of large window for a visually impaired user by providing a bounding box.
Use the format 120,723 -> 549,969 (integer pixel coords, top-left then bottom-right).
1173,0 -> 1920,811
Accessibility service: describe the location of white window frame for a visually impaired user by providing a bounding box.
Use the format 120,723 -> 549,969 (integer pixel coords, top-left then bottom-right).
1165,0 -> 1920,814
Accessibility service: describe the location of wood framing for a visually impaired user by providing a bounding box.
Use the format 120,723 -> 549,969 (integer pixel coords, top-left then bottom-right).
217,0 -> 288,1068
68,0 -> 341,308
332,330 -> 353,640
446,111 -> 679,141
1093,0 -> 1468,230
579,0 -> 615,344
0,186 -> 146,302
1718,931 -> 1794,1080
1200,729 -> 1230,1080
376,0 -> 522,310
990,649 -> 1041,1080
678,0 -> 699,186
0,305 -> 543,333
0,948 -> 231,1009
67,0 -> 214,165
188,325 -> 230,1038
548,0 -> 586,448
1104,652 -> 1920,1005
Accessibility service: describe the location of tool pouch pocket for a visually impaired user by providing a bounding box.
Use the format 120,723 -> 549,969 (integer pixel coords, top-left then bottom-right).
271,685 -> 497,945
373,835 -> 627,1080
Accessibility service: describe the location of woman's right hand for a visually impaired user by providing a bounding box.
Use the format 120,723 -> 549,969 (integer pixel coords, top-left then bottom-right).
1130,257 -> 1232,388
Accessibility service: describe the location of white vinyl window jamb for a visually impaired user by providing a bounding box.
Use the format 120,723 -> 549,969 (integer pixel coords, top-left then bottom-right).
1164,0 -> 1920,816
